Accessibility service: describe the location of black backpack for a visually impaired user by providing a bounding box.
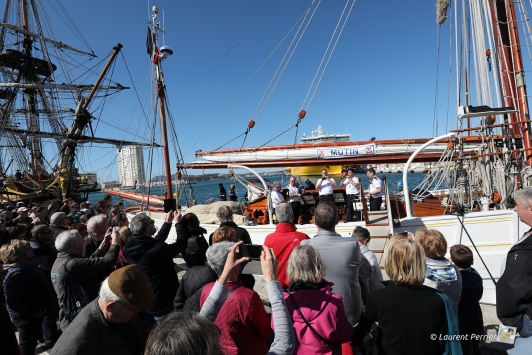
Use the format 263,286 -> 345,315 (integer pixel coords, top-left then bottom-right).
61,262 -> 92,322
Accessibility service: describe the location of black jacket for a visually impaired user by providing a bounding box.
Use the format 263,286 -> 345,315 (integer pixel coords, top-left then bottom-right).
123,222 -> 187,317
174,265 -> 217,311
458,268 -> 484,336
82,234 -> 113,282
176,224 -> 209,267
496,233 -> 532,330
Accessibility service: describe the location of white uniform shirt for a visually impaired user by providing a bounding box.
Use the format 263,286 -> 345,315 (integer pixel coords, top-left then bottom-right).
287,184 -> 300,203
316,178 -> 335,195
342,177 -> 359,195
271,189 -> 284,209
369,177 -> 383,198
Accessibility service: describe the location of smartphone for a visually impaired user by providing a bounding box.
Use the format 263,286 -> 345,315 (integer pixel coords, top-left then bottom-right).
239,244 -> 263,261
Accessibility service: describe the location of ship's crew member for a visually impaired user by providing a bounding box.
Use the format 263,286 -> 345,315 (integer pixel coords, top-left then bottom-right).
497,187 -> 532,338
304,179 -> 316,191
228,184 -> 238,202
364,168 -> 382,211
316,169 -> 336,203
287,177 -> 302,224
218,183 -> 227,201
343,169 -> 360,222
340,168 -> 348,180
271,182 -> 285,211
15,170 -> 22,181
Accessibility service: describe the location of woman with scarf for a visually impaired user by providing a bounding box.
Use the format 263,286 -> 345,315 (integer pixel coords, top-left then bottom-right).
282,243 -> 353,355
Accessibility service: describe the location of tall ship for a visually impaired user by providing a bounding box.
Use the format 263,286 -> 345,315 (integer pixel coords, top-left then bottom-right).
0,0 -> 150,203
170,0 -> 532,304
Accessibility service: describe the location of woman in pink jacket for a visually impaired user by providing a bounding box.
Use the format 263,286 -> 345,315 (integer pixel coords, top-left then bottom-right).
278,244 -> 353,355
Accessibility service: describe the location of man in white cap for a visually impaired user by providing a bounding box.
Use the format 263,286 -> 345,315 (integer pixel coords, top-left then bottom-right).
12,207 -> 33,225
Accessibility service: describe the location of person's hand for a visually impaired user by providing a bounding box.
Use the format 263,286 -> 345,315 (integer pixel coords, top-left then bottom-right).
104,227 -> 112,242
173,210 -> 182,223
165,211 -> 175,223
110,227 -> 120,245
219,241 -> 249,285
261,245 -> 277,283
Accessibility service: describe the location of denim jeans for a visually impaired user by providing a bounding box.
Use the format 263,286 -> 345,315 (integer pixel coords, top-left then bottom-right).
11,317 -> 42,355
521,314 -> 532,338
42,315 -> 59,346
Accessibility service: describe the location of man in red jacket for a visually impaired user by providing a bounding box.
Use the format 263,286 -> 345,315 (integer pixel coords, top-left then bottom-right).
264,203 -> 309,289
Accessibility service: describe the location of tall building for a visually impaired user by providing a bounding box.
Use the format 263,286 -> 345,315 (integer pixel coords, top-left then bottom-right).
117,146 -> 146,187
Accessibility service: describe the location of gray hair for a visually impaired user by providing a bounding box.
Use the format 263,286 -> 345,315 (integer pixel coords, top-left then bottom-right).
99,278 -> 120,303
273,182 -> 281,190
287,244 -> 326,283
216,206 -> 233,224
31,224 -> 50,240
352,226 -> 370,242
275,203 -> 293,224
314,202 -> 337,230
55,230 -> 81,253
515,188 -> 532,206
206,241 -> 233,277
130,213 -> 152,235
87,214 -> 108,234
144,311 -> 221,355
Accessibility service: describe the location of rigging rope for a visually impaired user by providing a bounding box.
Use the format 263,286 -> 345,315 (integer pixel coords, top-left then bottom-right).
183,2 -> 321,157
301,0 -> 356,111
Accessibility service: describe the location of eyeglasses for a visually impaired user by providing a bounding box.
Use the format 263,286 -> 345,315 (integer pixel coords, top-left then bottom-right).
117,300 -> 140,314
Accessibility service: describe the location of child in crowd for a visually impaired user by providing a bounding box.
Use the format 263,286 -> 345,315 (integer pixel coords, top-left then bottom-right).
417,229 -> 462,315
450,244 -> 484,355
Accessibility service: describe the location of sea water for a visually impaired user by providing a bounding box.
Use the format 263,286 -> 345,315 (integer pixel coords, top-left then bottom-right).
87,172 -> 429,207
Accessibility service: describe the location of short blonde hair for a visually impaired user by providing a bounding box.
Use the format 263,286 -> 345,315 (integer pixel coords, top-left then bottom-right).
212,226 -> 235,244
119,226 -> 132,248
416,229 -> 447,259
0,240 -> 31,264
384,235 -> 426,288
287,244 -> 326,283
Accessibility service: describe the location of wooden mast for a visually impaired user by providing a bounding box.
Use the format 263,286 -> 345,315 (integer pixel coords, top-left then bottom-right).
151,6 -> 174,202
488,0 -> 532,166
156,78 -> 173,200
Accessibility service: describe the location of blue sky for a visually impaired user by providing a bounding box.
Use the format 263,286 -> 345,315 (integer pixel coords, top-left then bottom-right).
17,0 -> 457,181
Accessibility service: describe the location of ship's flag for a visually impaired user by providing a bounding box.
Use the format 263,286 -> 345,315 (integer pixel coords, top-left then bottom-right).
146,27 -> 159,64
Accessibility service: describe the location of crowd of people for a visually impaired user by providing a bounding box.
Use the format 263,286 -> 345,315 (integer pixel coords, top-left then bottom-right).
0,184 -> 531,355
